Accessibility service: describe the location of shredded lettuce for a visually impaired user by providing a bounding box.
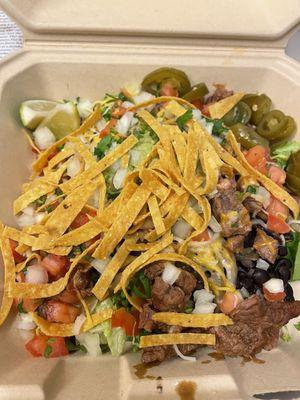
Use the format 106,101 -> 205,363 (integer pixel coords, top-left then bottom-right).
271,141 -> 300,169
107,327 -> 127,357
76,332 -> 102,357
285,232 -> 300,281
129,124 -> 158,169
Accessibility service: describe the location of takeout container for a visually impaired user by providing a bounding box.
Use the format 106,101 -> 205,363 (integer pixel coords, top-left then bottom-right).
0,1 -> 300,399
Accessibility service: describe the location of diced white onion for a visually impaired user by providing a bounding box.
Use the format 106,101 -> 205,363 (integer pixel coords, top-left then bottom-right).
66,155 -> 81,178
16,213 -> 36,228
263,278 -> 284,294
33,126 -> 56,150
91,258 -> 111,274
22,206 -> 35,216
133,91 -> 155,105
15,313 -> 36,331
171,219 -> 192,240
73,314 -> 87,335
173,344 -> 197,362
280,234 -> 285,246
193,303 -> 217,314
256,259 -> 269,271
25,264 -> 48,284
122,101 -> 134,109
208,215 -> 222,233
252,186 -> 271,209
162,262 -> 181,285
193,289 -> 215,304
76,332 -> 101,357
116,111 -> 134,135
192,109 -> 202,121
77,98 -> 93,119
113,168 -> 128,190
96,118 -> 107,132
199,118 -> 214,134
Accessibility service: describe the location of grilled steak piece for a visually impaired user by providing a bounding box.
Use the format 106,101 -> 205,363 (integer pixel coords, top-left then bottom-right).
72,265 -> 94,297
206,85 -> 234,104
214,295 -> 300,357
175,270 -> 197,296
212,179 -> 252,237
144,263 -> 164,281
227,235 -> 244,253
142,343 -> 199,364
152,277 -> 186,312
243,197 -> 263,215
139,301 -> 156,331
253,228 -> 278,264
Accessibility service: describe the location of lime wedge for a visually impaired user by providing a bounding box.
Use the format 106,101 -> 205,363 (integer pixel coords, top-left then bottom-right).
38,102 -> 81,139
20,100 -> 59,130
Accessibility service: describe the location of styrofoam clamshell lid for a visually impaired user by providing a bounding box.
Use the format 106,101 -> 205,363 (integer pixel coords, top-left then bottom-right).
0,0 -> 300,40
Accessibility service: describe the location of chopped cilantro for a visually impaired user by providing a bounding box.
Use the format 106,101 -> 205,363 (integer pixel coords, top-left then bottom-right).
210,118 -> 228,137
47,338 -> 56,343
246,185 -> 257,194
45,205 -> 54,214
176,109 -> 193,131
280,326 -> 292,342
57,144 -> 65,152
44,345 -> 53,358
68,244 -> 85,259
34,194 -> 47,207
118,92 -> 128,101
112,291 -> 131,311
294,322 -> 300,331
17,300 -> 26,314
94,133 -> 122,160
55,187 -> 63,196
231,222 -> 238,228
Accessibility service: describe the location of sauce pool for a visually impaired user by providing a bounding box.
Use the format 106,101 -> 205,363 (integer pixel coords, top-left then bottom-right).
175,381 -> 197,400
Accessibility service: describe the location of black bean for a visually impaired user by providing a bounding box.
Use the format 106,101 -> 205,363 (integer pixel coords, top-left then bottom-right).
276,264 -> 291,283
244,229 -> 256,248
252,269 -> 270,286
278,246 -> 287,257
284,283 -> 295,302
275,258 -> 292,270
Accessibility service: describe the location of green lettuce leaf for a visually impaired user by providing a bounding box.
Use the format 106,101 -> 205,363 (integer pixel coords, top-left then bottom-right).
271,141 -> 300,169
285,232 -> 300,281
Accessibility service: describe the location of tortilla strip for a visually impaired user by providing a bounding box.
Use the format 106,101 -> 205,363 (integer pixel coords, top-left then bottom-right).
93,183 -> 151,259
152,312 -> 233,328
208,93 -> 244,119
34,180 -> 97,249
125,243 -> 154,252
139,169 -> 170,201
129,96 -> 196,113
23,225 -> 48,235
139,333 -> 216,348
68,136 -> 96,166
24,131 -> 41,154
9,239 -> 101,299
164,100 -> 188,118
138,109 -> 172,151
0,236 -> 15,326
181,206 -> 204,231
147,195 -> 166,236
97,174 -> 106,213
227,131 -> 299,218
3,227 -> 37,247
92,237 -> 136,301
32,106 -> 101,173
45,147 -> 75,172
169,126 -> 187,173
59,135 -> 137,193
13,180 -> 56,215
16,253 -> 41,273
151,168 -> 185,196
145,192 -> 189,242
184,125 -> 199,181
31,308 -> 113,337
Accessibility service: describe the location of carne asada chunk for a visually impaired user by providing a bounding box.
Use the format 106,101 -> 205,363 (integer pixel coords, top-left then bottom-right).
253,228 -> 278,264
226,235 -> 244,253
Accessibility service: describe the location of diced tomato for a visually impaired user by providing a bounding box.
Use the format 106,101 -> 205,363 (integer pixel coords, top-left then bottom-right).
192,229 -> 210,242
111,106 -> 126,118
267,196 -> 289,220
25,335 -> 68,358
87,209 -> 97,218
267,214 -> 290,234
244,145 -> 268,174
48,150 -> 58,161
191,99 -> 204,110
71,212 -> 90,229
41,254 -> 68,279
268,165 -> 286,186
160,82 -> 178,97
111,308 -> 139,336
263,287 -> 286,302
43,300 -> 80,323
21,298 -> 42,312
9,239 -> 25,264
99,118 -> 117,138
201,104 -> 210,117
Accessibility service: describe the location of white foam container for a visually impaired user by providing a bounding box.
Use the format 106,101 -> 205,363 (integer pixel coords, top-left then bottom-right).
0,1 -> 300,398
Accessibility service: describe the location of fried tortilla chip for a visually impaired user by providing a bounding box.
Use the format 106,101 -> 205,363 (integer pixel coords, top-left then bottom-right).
139,169 -> 170,201
139,333 -> 216,348
31,308 -> 113,337
208,93 -> 244,119
152,312 -> 233,328
92,237 -> 136,301
227,131 -> 299,218
92,184 -> 151,259
129,96 -> 196,113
